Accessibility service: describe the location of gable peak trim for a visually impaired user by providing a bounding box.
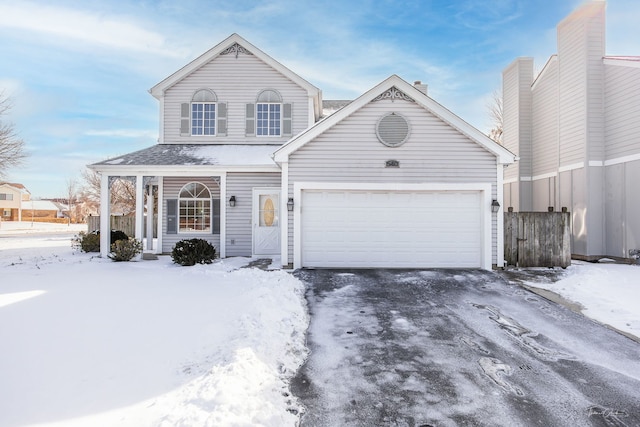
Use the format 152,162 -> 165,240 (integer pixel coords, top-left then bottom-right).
372,86 -> 414,103
220,42 -> 253,58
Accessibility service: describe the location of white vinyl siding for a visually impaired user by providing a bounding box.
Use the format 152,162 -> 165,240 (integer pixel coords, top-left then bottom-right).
287,98 -> 498,265
162,177 -> 220,253
532,59 -> 559,177
225,172 -> 281,257
556,5 -> 605,167
605,63 -> 640,160
502,58 -> 533,181
163,54 -> 310,144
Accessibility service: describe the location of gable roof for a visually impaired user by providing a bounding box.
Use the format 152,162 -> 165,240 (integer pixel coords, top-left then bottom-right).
273,75 -> 517,165
149,33 -> 322,118
0,182 -> 30,193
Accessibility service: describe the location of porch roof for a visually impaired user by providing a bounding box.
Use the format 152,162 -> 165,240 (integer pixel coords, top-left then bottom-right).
90,144 -> 279,169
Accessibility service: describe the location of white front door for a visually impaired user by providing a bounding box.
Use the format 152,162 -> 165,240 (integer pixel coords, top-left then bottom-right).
253,188 -> 281,256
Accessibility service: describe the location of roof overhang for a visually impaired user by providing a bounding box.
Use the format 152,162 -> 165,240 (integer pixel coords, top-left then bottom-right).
148,33 -> 322,118
274,75 -> 517,165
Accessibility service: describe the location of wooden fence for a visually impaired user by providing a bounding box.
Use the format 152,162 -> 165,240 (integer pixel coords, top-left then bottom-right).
86,215 -> 157,238
504,212 -> 571,268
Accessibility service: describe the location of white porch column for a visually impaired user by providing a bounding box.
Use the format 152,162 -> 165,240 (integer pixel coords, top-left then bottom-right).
496,164 -> 505,268
99,174 -> 110,257
157,178 -> 163,254
219,172 -> 227,258
145,182 -> 154,250
280,162 -> 289,267
135,175 -> 144,242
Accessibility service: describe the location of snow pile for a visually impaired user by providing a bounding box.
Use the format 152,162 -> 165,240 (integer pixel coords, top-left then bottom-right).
0,234 -> 308,427
523,261 -> 640,339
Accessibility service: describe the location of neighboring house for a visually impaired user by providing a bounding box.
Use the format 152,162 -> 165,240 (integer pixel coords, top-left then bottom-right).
90,33 -> 516,269
0,182 -> 30,221
21,200 -> 65,220
502,0 -> 640,260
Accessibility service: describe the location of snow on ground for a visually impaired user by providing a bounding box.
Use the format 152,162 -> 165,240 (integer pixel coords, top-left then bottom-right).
520,261 -> 640,340
0,223 -> 308,427
2,221 -> 639,426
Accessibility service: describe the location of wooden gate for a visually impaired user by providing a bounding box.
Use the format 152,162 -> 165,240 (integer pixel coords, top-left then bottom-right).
504,212 -> 571,268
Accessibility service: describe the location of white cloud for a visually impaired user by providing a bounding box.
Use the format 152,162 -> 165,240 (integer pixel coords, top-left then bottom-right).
0,2 -> 182,57
85,129 -> 158,139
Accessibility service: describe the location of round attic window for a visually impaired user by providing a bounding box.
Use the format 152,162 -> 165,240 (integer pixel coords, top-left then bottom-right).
376,112 -> 410,147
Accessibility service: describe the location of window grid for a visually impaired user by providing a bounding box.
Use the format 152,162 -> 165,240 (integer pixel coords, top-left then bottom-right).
191,103 -> 216,135
179,200 -> 211,232
178,182 -> 211,233
0,193 -> 13,201
257,103 -> 281,136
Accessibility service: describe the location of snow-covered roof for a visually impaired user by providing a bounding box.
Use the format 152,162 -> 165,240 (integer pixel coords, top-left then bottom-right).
23,200 -> 61,211
90,144 -> 279,172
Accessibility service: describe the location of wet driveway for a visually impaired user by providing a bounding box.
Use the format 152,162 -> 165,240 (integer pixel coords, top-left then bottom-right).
291,269 -> 640,427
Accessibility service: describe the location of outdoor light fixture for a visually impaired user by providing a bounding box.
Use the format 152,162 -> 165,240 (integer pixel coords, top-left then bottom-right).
491,199 -> 500,213
229,196 -> 236,207
287,197 -> 294,212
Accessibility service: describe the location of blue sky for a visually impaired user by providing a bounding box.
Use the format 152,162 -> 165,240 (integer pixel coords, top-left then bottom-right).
0,0 -> 638,198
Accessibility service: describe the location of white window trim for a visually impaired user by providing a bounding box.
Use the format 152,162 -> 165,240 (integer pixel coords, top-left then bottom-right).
191,102 -> 217,136
256,102 -> 282,137
178,182 -> 212,234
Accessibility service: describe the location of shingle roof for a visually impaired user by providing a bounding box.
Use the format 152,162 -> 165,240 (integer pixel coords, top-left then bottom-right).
91,144 -> 278,167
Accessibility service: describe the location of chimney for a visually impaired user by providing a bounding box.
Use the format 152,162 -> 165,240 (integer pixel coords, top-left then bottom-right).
413,81 -> 428,95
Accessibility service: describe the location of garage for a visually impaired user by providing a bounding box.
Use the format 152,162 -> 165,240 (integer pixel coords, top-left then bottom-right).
300,189 -> 485,268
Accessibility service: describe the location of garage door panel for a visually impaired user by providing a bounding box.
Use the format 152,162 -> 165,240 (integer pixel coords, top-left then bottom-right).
301,190 -> 483,268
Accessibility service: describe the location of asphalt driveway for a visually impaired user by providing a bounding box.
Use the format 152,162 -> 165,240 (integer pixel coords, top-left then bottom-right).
291,269 -> 640,427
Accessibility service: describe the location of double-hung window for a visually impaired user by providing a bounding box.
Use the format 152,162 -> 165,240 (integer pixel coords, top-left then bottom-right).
256,90 -> 282,136
191,89 -> 216,136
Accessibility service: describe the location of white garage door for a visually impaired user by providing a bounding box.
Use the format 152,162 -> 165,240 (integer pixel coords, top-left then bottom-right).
301,190 -> 484,268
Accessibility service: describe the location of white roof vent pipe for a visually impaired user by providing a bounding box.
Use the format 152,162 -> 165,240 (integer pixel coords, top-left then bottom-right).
413,81 -> 428,95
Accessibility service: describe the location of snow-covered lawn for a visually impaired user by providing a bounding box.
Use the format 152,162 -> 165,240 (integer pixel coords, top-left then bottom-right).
1,221 -> 639,426
0,224 -> 308,427
520,261 -> 640,340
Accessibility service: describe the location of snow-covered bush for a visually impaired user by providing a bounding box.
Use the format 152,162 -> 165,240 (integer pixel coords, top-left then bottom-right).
171,238 -> 216,266
108,238 -> 142,262
73,231 -> 100,252
73,230 -> 130,253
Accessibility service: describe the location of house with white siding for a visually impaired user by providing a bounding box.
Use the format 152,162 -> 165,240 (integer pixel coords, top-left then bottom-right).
503,0 -> 640,261
90,33 -> 516,269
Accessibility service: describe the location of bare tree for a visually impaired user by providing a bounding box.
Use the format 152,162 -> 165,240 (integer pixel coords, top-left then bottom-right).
487,89 -> 503,144
66,177 -> 78,224
0,91 -> 27,178
79,168 -> 136,216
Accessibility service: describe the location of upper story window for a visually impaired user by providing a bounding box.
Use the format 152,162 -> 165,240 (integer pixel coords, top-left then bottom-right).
245,90 -> 292,138
256,90 -> 282,136
191,89 -> 217,136
180,90 -> 227,137
0,193 -> 14,201
179,182 -> 211,233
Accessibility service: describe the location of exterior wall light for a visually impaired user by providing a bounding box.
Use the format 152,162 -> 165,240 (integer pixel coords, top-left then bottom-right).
491,199 -> 500,213
229,196 -> 236,207
287,197 -> 294,212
